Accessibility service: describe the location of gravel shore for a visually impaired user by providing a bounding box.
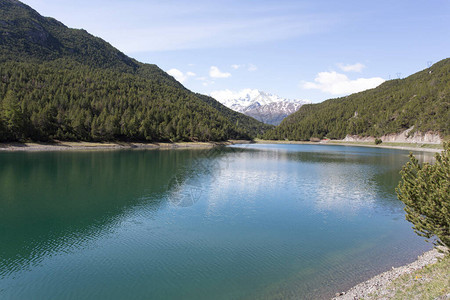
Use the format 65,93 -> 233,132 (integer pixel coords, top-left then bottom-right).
253,139 -> 442,153
0,140 -> 442,153
0,141 -> 229,151
332,249 -> 446,300
325,142 -> 442,153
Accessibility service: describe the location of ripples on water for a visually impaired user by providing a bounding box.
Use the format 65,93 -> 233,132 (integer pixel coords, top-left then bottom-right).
0,144 -> 434,299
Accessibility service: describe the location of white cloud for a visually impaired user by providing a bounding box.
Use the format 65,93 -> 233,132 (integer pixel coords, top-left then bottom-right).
210,88 -> 260,102
166,68 -> 195,83
113,15 -> 331,52
337,63 -> 365,73
302,71 -> 385,95
209,66 -> 231,78
167,68 -> 186,83
98,10 -> 334,53
231,64 -> 257,71
19,1 -> 338,53
247,64 -> 258,72
196,76 -> 215,87
210,89 -> 240,101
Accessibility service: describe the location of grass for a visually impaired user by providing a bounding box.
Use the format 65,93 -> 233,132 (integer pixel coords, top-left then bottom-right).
368,254 -> 450,299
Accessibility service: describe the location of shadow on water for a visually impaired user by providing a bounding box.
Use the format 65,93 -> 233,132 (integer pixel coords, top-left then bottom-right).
0,148 -> 224,272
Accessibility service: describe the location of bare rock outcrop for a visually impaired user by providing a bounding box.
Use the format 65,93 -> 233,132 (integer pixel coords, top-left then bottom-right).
343,127 -> 443,144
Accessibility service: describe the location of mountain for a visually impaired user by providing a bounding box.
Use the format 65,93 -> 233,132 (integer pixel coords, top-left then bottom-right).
0,0 -> 139,71
263,58 -> 450,141
0,0 -> 272,142
211,89 -> 310,125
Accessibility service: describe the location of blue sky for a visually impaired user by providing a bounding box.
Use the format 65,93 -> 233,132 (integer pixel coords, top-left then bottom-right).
21,0 -> 450,102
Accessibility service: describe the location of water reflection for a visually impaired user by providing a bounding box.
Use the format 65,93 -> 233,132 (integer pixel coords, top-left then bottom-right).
0,145 -> 435,300
0,149 -> 206,274
217,144 -> 432,216
166,146 -> 234,207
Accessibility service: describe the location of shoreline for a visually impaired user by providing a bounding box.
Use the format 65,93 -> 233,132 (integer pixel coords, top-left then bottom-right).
325,141 -> 443,153
332,248 -> 447,299
0,139 -> 443,152
253,139 -> 443,153
0,141 -> 232,152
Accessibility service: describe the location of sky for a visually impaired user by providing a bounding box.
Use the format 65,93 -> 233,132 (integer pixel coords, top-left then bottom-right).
20,0 -> 450,103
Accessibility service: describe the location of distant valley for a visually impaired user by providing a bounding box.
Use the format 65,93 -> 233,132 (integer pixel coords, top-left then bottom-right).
211,89 -> 310,125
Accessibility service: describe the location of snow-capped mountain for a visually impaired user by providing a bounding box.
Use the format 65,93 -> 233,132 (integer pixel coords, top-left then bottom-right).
210,89 -> 311,125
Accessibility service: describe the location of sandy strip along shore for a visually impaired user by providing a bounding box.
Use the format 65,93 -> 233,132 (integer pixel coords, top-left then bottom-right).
0,140 -> 443,153
253,139 -> 443,153
0,141 -> 231,151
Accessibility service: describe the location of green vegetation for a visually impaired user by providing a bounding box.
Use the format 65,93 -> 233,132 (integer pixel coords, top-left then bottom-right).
264,58 -> 450,141
0,0 -> 271,142
368,254 -> 450,300
396,143 -> 450,249
0,0 -> 140,71
0,60 -> 266,142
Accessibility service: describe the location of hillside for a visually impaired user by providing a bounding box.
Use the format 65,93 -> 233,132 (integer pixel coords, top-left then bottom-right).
0,0 -> 271,142
264,59 -> 450,141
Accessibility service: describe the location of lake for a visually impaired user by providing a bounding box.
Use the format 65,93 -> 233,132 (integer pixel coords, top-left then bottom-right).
0,144 -> 434,299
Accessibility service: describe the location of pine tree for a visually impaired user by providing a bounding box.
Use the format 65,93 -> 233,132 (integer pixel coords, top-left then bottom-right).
396,143 -> 450,249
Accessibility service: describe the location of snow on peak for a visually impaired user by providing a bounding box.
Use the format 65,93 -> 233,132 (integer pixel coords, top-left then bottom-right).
211,89 -> 303,107
210,89 -> 311,125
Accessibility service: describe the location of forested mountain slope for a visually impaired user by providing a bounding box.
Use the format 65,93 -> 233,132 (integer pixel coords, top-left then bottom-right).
0,0 -> 271,142
264,58 -> 450,141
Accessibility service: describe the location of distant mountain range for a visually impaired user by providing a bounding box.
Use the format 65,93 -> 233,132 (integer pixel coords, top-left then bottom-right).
264,58 -> 450,141
0,0 -> 272,142
211,89 -> 310,125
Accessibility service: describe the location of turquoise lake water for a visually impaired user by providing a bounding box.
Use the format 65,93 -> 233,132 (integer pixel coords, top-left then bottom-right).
0,144 -> 434,299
